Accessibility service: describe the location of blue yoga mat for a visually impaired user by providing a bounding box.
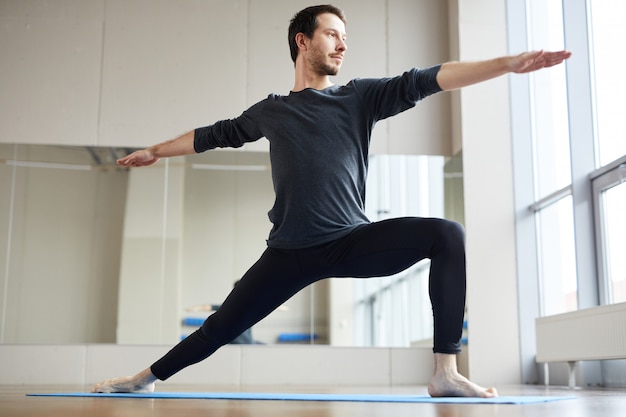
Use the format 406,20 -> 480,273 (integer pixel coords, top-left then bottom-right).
27,391 -> 576,404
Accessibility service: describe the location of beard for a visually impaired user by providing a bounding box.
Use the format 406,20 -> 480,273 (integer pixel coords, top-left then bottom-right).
312,60 -> 339,76
307,45 -> 341,76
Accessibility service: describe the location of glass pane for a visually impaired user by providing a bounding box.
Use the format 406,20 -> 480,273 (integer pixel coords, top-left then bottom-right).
589,0 -> 626,166
536,196 -> 578,315
601,182 -> 626,303
527,0 -> 571,199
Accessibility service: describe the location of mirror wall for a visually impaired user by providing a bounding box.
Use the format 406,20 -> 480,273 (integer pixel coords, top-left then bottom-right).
0,0 -> 461,348
0,143 -> 463,347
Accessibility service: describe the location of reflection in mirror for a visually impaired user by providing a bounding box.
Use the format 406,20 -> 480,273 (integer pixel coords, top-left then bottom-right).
0,144 -> 462,348
0,143 -> 128,344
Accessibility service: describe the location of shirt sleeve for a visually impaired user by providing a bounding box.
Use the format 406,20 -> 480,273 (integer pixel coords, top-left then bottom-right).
352,65 -> 442,122
193,100 -> 266,153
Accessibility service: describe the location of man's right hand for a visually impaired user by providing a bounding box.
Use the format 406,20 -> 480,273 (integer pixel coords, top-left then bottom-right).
116,149 -> 160,167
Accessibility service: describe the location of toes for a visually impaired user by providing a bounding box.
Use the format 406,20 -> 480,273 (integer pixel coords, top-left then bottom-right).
90,383 -> 105,393
485,387 -> 498,398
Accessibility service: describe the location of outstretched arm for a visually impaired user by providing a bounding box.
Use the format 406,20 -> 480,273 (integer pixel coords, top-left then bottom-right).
436,50 -> 572,91
116,130 -> 196,167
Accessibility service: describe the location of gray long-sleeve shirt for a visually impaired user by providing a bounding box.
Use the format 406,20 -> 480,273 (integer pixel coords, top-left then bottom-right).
194,65 -> 442,249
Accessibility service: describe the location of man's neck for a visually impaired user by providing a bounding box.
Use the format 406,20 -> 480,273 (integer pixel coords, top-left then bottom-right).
292,64 -> 334,92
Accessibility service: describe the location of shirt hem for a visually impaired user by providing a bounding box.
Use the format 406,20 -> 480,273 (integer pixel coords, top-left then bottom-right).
266,224 -> 367,250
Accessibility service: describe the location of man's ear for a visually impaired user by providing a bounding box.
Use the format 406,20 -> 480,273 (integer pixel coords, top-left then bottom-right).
295,32 -> 308,52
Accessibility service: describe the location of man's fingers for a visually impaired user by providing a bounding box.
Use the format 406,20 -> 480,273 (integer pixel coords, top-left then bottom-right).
116,157 -> 133,166
514,50 -> 571,73
544,51 -> 572,67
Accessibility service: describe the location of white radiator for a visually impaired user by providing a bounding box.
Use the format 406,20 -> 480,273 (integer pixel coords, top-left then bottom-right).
535,302 -> 626,386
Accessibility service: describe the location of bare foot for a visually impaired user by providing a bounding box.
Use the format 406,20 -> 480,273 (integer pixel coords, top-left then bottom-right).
91,368 -> 157,393
427,353 -> 498,398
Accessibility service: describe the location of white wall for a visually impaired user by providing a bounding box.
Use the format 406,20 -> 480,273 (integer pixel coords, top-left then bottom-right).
0,344 -> 435,387
0,0 -> 452,155
454,0 -> 522,385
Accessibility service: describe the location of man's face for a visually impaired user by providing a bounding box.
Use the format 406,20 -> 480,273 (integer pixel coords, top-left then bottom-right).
305,13 -> 348,76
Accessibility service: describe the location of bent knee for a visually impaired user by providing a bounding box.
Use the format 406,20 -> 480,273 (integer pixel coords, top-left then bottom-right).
443,219 -> 465,240
434,219 -> 465,249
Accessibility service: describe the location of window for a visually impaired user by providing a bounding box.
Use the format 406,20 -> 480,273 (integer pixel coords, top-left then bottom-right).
527,0 -> 571,199
526,0 -> 576,315
588,0 -> 626,166
536,196 -> 578,314
510,0 -> 626,386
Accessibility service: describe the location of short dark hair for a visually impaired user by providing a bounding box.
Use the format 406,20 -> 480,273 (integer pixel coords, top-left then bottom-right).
288,5 -> 347,63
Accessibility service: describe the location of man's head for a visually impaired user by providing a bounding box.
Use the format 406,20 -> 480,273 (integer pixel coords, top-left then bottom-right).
288,5 -> 347,64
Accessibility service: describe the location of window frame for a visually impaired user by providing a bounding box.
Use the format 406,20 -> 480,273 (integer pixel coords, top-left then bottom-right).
591,155 -> 626,304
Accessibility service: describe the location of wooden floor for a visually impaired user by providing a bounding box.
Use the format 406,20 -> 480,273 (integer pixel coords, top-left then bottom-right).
1,384 -> 625,417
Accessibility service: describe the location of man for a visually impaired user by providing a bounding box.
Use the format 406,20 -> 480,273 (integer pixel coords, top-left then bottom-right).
92,5 -> 571,397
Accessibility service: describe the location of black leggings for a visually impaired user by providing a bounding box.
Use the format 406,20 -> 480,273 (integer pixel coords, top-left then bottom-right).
151,217 -> 466,380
